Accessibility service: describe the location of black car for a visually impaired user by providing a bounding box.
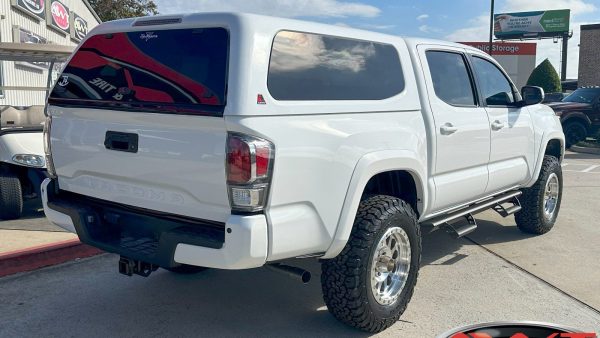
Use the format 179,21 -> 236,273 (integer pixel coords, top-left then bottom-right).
547,87 -> 600,147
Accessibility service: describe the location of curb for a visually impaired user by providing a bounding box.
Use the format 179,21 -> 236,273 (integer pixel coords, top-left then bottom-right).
570,145 -> 600,155
0,239 -> 102,278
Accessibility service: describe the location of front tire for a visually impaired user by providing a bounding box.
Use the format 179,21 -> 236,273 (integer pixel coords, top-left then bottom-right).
515,155 -> 562,234
0,173 -> 23,220
321,195 -> 421,333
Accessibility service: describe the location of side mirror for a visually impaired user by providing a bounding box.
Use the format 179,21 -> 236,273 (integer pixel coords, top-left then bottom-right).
521,86 -> 545,106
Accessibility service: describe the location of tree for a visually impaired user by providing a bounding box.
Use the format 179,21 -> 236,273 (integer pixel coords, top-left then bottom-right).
526,59 -> 562,93
88,0 -> 158,22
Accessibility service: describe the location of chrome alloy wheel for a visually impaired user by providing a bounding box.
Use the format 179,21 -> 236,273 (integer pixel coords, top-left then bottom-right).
543,173 -> 560,219
370,227 -> 411,306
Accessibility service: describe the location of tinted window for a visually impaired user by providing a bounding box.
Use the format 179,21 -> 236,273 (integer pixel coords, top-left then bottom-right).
563,88 -> 600,104
426,51 -> 476,106
268,31 -> 404,100
472,57 -> 515,106
49,28 -> 229,114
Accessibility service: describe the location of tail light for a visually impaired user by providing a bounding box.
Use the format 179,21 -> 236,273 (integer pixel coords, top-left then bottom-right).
43,116 -> 57,178
226,132 -> 274,212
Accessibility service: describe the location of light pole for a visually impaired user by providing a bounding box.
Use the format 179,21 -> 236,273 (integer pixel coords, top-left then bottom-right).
489,0 -> 495,56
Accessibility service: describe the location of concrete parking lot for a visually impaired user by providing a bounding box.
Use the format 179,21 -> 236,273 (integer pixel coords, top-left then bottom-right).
1,151 -> 599,337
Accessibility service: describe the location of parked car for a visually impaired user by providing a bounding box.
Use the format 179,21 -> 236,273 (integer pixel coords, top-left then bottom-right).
42,13 -> 565,333
547,87 -> 600,147
0,106 -> 47,219
543,92 -> 566,103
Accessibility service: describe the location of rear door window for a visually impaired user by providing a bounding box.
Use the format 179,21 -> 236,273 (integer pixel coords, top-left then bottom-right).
267,31 -> 404,101
425,51 -> 477,106
49,28 -> 229,115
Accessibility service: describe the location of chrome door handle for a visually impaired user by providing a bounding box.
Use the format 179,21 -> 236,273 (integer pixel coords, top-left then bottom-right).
491,120 -> 505,131
440,123 -> 458,135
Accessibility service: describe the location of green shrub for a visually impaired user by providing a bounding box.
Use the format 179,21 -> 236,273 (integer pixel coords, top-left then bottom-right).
527,59 -> 562,93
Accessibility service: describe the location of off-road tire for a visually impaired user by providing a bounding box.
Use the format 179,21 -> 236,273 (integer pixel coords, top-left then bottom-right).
563,121 -> 587,148
164,265 -> 208,274
321,195 -> 421,333
0,173 -> 23,220
515,155 -> 562,234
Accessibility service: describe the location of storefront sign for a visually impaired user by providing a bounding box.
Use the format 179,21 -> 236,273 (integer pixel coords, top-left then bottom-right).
71,12 -> 89,42
46,0 -> 70,34
11,0 -> 45,20
459,42 -> 537,56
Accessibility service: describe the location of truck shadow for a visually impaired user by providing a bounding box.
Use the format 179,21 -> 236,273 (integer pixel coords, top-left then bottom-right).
1,219 -> 523,337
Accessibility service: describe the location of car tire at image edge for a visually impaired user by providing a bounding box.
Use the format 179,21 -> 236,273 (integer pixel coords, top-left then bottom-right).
515,155 -> 563,235
320,195 -> 421,333
0,172 -> 23,220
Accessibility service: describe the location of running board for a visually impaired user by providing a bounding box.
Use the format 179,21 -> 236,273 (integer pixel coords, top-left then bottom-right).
426,190 -> 523,228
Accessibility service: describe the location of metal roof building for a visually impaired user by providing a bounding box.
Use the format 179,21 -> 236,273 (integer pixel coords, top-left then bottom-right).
0,0 -> 101,106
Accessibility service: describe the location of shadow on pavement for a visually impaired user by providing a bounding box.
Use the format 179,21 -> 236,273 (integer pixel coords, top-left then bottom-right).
0,227 -> 474,337
462,219 -> 535,246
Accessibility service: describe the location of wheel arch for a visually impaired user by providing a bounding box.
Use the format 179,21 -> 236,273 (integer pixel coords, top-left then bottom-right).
562,112 -> 592,129
525,134 -> 565,187
322,150 -> 427,259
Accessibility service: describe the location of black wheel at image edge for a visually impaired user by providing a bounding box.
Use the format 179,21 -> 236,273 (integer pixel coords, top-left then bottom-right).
0,173 -> 23,220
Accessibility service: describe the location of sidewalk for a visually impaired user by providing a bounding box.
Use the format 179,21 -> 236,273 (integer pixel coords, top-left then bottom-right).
0,200 -> 101,277
0,200 -> 76,254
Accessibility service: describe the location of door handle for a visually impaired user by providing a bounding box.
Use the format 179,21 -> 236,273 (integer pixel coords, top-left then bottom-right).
440,123 -> 458,135
491,120 -> 505,131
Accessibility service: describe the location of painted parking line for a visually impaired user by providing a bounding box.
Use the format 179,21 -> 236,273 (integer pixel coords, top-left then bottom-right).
582,165 -> 600,173
561,163 -> 600,173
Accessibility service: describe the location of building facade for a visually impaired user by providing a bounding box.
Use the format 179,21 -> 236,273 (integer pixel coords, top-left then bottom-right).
0,0 -> 100,106
578,24 -> 600,87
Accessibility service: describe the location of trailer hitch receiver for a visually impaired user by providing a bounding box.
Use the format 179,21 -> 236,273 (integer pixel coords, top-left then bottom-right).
118,256 -> 158,277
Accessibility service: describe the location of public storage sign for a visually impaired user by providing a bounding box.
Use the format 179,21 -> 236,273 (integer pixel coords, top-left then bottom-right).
459,42 -> 537,56
46,0 -> 70,34
11,0 -> 45,20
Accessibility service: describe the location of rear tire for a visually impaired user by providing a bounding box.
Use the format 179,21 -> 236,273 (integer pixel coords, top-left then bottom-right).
515,155 -> 562,234
563,121 -> 587,148
164,265 -> 208,274
321,195 -> 421,333
0,173 -> 23,220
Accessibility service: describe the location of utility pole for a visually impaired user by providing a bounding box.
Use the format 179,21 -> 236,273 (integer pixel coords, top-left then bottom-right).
560,31 -> 569,81
489,0 -> 495,56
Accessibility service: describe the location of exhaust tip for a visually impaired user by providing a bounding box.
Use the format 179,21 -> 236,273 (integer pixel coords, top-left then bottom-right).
266,264 -> 311,284
301,271 -> 311,284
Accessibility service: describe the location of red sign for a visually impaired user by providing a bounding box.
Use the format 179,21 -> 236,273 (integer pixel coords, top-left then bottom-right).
51,1 -> 69,30
47,0 -> 70,33
459,42 -> 537,56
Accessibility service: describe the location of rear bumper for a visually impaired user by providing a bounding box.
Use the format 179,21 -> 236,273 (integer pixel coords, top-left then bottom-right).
41,178 -> 268,270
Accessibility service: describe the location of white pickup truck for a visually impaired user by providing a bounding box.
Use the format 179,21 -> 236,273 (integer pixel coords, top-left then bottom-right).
42,13 -> 565,333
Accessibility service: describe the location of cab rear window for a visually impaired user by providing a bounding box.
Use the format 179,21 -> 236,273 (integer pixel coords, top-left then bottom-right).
49,28 -> 229,115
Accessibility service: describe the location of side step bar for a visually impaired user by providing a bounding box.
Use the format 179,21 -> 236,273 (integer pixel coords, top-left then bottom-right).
425,190 -> 522,238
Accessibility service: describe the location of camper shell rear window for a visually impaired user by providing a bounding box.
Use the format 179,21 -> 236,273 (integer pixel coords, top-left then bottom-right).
267,31 -> 405,101
49,28 -> 229,115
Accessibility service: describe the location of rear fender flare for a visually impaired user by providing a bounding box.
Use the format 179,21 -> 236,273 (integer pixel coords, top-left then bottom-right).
322,150 -> 427,259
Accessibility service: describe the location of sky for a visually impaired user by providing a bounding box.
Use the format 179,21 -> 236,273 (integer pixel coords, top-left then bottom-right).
154,0 -> 600,79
